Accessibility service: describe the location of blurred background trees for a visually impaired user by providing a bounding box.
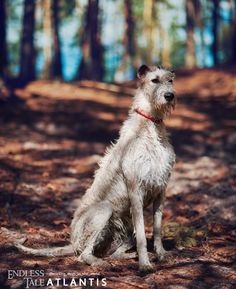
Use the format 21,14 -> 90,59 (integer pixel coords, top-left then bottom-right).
0,0 -> 236,84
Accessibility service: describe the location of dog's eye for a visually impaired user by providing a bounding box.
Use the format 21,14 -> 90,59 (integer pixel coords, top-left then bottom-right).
168,79 -> 173,83
151,79 -> 159,84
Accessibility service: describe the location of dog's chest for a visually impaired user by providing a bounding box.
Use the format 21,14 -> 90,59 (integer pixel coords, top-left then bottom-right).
123,124 -> 175,189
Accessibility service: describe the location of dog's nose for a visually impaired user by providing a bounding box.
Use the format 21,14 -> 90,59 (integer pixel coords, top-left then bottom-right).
164,92 -> 174,101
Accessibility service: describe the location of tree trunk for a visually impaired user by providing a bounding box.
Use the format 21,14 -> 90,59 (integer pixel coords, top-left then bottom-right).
52,0 -> 62,78
0,0 -> 7,77
194,0 -> 205,66
212,0 -> 219,66
185,0 -> 196,68
230,0 -> 236,63
114,0 -> 135,81
124,0 -> 135,62
199,11 -> 206,67
160,21 -> 170,67
78,0 -> 103,81
143,0 -> 156,64
19,0 -> 36,84
42,0 -> 53,79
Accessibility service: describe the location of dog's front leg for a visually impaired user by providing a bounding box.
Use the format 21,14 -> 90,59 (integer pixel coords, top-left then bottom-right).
153,194 -> 168,261
129,184 -> 153,273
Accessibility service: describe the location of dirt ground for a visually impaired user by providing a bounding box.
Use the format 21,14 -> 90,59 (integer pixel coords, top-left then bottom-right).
0,68 -> 236,289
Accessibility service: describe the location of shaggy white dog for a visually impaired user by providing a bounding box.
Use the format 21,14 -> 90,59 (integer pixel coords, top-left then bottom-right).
15,65 -> 176,273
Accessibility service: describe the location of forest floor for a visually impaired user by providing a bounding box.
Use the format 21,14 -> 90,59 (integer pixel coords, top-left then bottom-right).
0,68 -> 236,289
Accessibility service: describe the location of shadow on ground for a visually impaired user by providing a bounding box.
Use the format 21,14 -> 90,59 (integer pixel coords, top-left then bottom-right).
0,68 -> 236,289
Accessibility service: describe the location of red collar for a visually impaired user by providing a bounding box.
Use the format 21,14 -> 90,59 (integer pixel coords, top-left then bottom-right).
134,108 -> 163,124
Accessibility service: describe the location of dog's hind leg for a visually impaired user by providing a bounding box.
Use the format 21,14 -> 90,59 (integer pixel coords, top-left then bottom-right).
77,201 -> 113,267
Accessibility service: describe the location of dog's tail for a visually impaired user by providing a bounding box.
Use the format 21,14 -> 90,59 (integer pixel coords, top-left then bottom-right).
14,238 -> 74,257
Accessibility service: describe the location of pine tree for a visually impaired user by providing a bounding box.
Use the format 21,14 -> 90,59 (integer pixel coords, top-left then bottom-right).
78,0 -> 103,80
52,0 -> 62,78
185,0 -> 197,68
0,0 -> 7,77
41,0 -> 53,79
19,0 -> 36,84
212,0 -> 219,65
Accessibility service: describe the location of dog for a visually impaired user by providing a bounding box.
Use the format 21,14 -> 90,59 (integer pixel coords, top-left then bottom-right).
15,64 -> 176,273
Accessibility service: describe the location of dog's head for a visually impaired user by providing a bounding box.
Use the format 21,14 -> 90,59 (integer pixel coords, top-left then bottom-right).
137,65 -> 176,116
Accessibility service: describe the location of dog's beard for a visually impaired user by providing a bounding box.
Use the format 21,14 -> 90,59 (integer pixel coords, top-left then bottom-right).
154,100 -> 175,119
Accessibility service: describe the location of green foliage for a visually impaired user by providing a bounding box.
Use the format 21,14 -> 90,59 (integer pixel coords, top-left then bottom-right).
219,22 -> 233,64
163,221 -> 208,248
169,16 -> 185,67
60,0 -> 76,19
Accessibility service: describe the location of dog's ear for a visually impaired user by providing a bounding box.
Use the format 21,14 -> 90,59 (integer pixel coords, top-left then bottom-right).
137,65 -> 150,79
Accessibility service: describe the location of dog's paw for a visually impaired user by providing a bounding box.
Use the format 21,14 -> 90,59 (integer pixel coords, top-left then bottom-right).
139,263 -> 154,275
155,249 -> 171,261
